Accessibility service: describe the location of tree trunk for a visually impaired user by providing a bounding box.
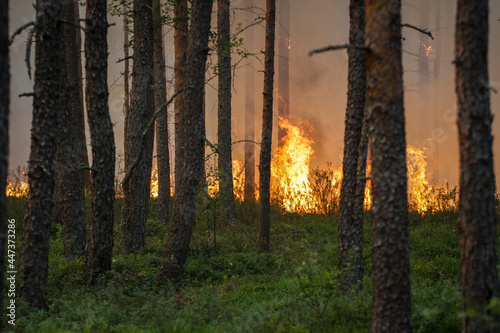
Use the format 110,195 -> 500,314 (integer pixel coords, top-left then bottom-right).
258,0 -> 276,253
0,0 -> 9,320
365,1 -> 411,332
19,0 -> 62,309
55,0 -> 87,259
417,0 -> 430,143
277,0 -> 289,145
122,0 -> 155,253
123,3 -> 130,123
159,0 -> 213,282
455,1 -> 499,331
244,0 -> 256,202
173,0 -> 188,204
337,0 -> 366,292
218,0 -> 237,222
84,0 -> 115,284
432,0 -> 441,181
153,0 -> 171,226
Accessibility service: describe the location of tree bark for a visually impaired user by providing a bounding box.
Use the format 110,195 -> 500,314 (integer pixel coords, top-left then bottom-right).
123,3 -> 130,122
455,1 -> 499,331
19,0 -> 62,309
432,0 -> 441,180
160,0 -> 213,282
122,0 -> 155,253
153,0 -> 171,226
417,0 -> 430,143
365,1 -> 411,332
84,0 -> 115,284
337,0 -> 366,292
244,0 -> 256,202
258,0 -> 276,253
0,0 -> 9,320
218,0 -> 237,222
277,0 -> 289,145
55,0 -> 87,259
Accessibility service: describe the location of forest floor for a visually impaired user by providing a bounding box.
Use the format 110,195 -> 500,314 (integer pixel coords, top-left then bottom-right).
5,197 -> 472,332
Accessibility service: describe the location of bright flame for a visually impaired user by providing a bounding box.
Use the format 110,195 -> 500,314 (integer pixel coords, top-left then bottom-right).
406,145 -> 431,213
150,163 -> 159,198
271,118 -> 318,213
6,179 -> 29,198
419,40 -> 432,56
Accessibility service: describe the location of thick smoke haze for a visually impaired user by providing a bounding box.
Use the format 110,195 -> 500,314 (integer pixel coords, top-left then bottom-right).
7,0 -> 500,187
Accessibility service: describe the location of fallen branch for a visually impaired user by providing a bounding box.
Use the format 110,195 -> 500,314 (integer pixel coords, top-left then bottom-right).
401,23 -> 434,40
121,88 -> 183,188
308,43 -> 368,57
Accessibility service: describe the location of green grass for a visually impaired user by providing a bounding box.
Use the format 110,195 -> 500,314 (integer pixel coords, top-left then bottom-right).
4,197 -> 475,332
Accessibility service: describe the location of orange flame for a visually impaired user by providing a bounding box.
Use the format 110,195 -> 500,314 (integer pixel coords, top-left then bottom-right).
5,179 -> 29,198
419,40 -> 432,56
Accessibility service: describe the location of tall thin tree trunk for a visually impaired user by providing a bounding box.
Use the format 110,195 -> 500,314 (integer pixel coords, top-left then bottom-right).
456,1 -> 499,331
123,3 -> 130,118
122,0 -> 155,253
19,0 -> 62,309
277,0 -> 289,145
365,0 -> 411,331
244,0 -> 256,201
218,0 -> 237,222
432,0 -> 441,181
153,0 -> 171,226
0,0 -> 9,320
55,0 -> 87,259
160,0 -> 213,282
418,0 -> 430,143
173,0 -> 188,202
337,0 -> 366,292
258,0 -> 276,253
84,0 -> 115,283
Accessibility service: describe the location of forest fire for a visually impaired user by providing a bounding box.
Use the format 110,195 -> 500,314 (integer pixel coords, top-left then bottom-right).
419,40 -> 432,56
5,179 -> 29,198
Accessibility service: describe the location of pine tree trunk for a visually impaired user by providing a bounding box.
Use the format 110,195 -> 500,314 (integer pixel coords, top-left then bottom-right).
160,0 -> 212,282
153,0 -> 171,226
19,0 -> 62,309
432,0 -> 441,181
122,0 -> 155,253
365,1 -> 411,331
244,0 -> 256,202
0,0 -> 9,320
84,0 -> 115,283
55,0 -> 87,259
456,1 -> 499,331
258,0 -> 276,253
217,0 -> 237,223
337,0 -> 366,292
417,0 -> 430,143
123,4 -> 130,123
277,0 -> 289,145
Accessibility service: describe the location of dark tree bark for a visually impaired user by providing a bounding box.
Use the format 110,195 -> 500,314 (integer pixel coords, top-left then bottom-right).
365,1 -> 411,332
277,0 -> 289,145
123,3 -> 130,118
159,0 -> 212,282
337,0 -> 366,292
153,0 -> 171,226
122,0 -> 155,253
19,0 -> 62,309
0,0 -> 9,321
84,0 -> 115,283
244,0 -> 256,202
432,0 -> 441,180
54,0 -> 87,259
217,0 -> 237,222
258,0 -> 276,253
455,1 -> 499,331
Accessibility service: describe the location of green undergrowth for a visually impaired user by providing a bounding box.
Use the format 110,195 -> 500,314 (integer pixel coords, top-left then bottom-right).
3,197 -> 479,332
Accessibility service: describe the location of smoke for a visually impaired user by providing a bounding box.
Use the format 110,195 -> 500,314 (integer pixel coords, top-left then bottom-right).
8,0 -> 500,188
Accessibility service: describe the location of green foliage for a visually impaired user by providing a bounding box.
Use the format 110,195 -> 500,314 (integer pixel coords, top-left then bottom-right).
5,197 -> 472,332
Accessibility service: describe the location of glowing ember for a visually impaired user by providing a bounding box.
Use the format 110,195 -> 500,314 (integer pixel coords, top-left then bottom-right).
419,40 -> 432,56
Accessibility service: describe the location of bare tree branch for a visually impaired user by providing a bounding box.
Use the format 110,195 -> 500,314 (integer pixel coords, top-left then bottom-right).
9,21 -> 34,45
308,43 -> 368,57
401,23 -> 434,40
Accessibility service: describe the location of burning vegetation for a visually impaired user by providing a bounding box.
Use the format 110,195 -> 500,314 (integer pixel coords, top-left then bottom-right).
6,120 -> 457,214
